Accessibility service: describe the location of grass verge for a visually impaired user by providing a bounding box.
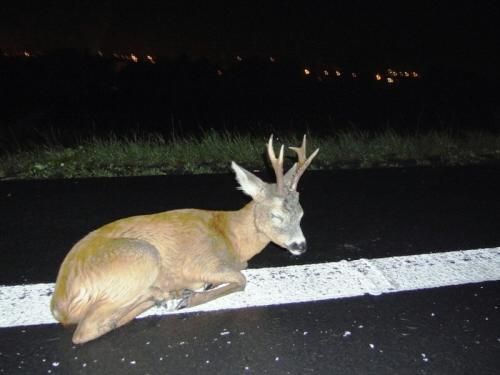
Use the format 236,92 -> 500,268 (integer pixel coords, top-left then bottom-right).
1,129 -> 499,180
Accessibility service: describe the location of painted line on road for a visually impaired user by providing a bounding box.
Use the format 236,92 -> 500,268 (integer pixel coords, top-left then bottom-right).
1,247 -> 499,328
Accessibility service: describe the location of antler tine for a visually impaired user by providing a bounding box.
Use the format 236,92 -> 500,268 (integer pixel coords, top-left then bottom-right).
267,135 -> 285,194
288,135 -> 319,191
289,134 -> 307,164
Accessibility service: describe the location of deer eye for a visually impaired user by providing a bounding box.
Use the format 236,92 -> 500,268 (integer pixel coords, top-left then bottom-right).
271,213 -> 284,224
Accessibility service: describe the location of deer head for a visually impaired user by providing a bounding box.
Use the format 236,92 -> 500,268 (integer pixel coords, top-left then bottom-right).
231,135 -> 319,256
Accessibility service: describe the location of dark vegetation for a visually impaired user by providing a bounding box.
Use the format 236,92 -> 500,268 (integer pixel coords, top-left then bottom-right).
0,50 -> 499,179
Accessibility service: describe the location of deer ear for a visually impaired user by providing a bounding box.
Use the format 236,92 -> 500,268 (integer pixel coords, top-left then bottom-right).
231,161 -> 266,199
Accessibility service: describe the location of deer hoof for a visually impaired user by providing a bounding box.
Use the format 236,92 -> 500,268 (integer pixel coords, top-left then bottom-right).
176,289 -> 194,310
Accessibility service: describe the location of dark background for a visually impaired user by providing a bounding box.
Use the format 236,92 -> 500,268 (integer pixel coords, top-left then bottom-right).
1,1 -> 499,148
2,1 -> 499,73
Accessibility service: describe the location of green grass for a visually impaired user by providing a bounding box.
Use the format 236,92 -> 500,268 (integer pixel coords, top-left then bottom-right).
1,129 -> 499,179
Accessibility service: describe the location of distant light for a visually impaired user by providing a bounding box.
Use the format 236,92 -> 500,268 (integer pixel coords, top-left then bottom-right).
351,72 -> 358,78
304,68 -> 311,76
269,56 -> 275,62
411,71 -> 419,78
97,50 -> 103,57
130,53 -> 138,63
112,53 -> 119,59
323,70 -> 329,76
335,70 -> 341,77
24,51 -> 30,57
217,69 -> 223,76
375,73 -> 382,81
387,77 -> 394,84
404,71 -> 409,77
146,55 -> 156,64
236,55 -> 242,62
387,69 -> 397,77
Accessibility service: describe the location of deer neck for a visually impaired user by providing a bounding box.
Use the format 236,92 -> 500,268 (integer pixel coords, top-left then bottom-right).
220,201 -> 271,263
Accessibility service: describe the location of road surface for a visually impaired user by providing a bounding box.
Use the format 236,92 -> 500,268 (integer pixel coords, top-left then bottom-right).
1,165 -> 499,374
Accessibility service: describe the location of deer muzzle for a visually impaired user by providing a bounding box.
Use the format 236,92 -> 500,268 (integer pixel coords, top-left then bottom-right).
287,241 -> 307,256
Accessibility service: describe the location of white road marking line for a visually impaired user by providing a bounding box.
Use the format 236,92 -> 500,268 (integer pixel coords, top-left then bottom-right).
1,247 -> 499,328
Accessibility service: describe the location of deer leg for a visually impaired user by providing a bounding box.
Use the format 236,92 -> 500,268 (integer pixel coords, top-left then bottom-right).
72,292 -> 159,345
178,269 -> 246,309
114,298 -> 156,328
184,282 -> 244,308
72,300 -> 124,344
69,239 -> 163,344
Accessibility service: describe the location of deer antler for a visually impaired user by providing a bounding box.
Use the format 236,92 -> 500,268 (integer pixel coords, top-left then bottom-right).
288,135 -> 319,191
267,135 -> 285,194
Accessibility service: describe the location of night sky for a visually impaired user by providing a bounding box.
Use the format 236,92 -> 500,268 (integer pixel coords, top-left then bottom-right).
1,1 -> 499,75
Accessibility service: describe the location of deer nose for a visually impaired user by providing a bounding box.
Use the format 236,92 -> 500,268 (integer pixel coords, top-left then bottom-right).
288,241 -> 307,256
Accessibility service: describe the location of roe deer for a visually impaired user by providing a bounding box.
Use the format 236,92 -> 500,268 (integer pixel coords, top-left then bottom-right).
51,135 -> 319,344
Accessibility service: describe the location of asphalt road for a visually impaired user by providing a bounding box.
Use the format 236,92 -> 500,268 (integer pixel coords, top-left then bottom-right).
1,165 -> 499,374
